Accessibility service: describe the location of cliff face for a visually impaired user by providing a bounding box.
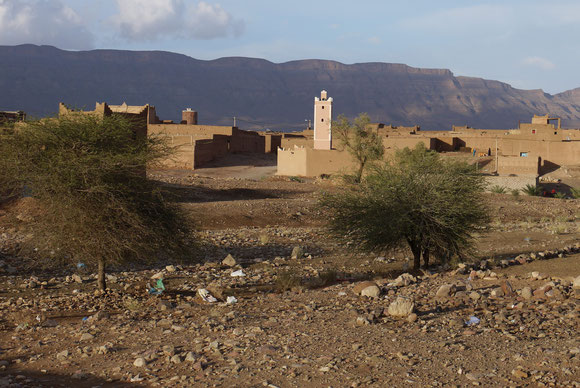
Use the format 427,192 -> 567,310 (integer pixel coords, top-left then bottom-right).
2,44 -> 580,130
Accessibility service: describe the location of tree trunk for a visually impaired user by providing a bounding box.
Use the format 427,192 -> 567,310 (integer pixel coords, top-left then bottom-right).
407,239 -> 421,270
97,258 -> 106,291
355,162 -> 365,183
422,248 -> 430,268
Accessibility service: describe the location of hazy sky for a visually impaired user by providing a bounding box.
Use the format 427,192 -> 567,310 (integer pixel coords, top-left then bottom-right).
1,0 -> 579,94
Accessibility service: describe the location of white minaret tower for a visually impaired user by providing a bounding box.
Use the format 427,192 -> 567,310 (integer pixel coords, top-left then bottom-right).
314,90 -> 333,150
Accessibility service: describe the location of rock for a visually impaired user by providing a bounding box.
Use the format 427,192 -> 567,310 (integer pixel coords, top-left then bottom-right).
133,357 -> 146,367
185,352 -> 196,362
360,285 -> 381,298
469,291 -> 481,301
87,311 -> 109,322
151,272 -> 164,280
573,275 -> 580,290
511,369 -> 528,379
56,350 -> 69,360
491,288 -> 504,297
393,273 -> 416,287
353,281 -> 378,295
291,246 -> 304,260
500,280 -> 515,297
80,333 -> 94,341
165,265 -> 177,272
170,354 -> 182,364
222,254 -> 237,267
436,284 -> 456,298
534,285 -> 552,298
158,300 -> 174,311
388,297 -> 414,318
406,313 -> 418,323
72,274 -> 83,283
521,287 -> 533,300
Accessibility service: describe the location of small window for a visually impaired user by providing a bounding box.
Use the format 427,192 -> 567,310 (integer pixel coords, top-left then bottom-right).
520,152 -> 528,157
322,106 -> 325,109
554,131 -> 558,135
321,119 -> 324,122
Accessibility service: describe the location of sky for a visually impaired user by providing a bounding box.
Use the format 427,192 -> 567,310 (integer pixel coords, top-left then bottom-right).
1,0 -> 579,94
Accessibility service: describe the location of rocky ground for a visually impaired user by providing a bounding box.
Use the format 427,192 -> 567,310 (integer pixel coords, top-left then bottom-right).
0,172 -> 579,387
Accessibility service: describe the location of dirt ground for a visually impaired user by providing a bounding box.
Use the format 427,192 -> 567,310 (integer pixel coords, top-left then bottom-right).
0,159 -> 579,387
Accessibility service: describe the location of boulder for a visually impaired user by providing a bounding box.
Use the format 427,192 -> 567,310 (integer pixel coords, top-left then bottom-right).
360,285 -> 381,298
435,284 -> 456,298
222,254 -> 237,267
388,297 -> 415,317
353,281 -> 378,295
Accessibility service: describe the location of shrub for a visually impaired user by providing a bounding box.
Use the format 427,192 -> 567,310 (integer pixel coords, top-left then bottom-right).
511,189 -> 520,198
490,185 -> 507,194
0,114 -> 193,290
321,143 -> 489,270
570,187 -> 580,199
522,184 -> 541,196
275,270 -> 302,292
554,191 -> 567,199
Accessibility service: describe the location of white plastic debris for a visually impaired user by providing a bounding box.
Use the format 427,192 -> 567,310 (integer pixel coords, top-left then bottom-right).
231,270 -> 246,277
466,316 -> 480,326
198,288 -> 217,303
226,296 -> 238,304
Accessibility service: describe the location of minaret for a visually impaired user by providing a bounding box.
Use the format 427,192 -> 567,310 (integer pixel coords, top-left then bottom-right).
314,90 -> 333,150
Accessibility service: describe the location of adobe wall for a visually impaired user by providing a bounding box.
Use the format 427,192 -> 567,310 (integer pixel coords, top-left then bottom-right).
382,137 -> 433,150
148,124 -> 235,137
281,136 -> 311,149
277,147 -> 353,177
497,155 -> 540,176
193,136 -> 229,167
264,134 -> 282,153
230,129 -> 265,153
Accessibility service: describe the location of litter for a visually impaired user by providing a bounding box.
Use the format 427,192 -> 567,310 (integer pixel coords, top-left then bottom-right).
466,316 -> 480,326
76,262 -> 86,270
226,296 -> 238,304
148,279 -> 165,295
231,270 -> 246,277
198,288 -> 217,303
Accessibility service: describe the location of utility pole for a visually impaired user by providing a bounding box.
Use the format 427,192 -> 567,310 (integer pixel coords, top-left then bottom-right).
233,116 -> 237,127
495,137 -> 499,174
305,119 -> 311,130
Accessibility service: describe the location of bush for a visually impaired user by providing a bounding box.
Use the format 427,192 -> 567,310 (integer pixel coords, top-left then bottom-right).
570,187 -> 580,199
0,114 -> 193,289
511,189 -> 520,198
321,143 -> 489,270
554,191 -> 567,199
522,184 -> 541,196
490,185 -> 507,194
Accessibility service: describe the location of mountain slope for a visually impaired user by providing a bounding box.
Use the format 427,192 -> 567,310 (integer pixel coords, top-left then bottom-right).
1,44 -> 580,130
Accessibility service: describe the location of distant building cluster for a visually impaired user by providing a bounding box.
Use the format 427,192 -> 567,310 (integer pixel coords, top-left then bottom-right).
6,92 -> 579,189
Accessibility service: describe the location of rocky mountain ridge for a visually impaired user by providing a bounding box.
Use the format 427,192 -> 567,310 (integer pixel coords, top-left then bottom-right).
1,44 -> 580,130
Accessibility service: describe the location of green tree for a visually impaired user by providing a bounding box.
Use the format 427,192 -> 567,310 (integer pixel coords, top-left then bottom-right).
321,143 -> 489,269
333,113 -> 384,183
0,114 -> 192,290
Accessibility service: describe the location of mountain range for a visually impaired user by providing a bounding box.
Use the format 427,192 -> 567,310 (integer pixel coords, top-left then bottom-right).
2,44 -> 580,131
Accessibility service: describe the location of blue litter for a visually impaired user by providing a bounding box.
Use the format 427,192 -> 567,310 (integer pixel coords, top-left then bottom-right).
148,279 -> 165,295
76,262 -> 86,269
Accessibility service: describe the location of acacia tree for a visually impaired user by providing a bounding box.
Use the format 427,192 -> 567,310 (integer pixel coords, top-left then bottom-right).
321,143 -> 489,269
333,113 -> 384,183
1,114 -> 192,290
